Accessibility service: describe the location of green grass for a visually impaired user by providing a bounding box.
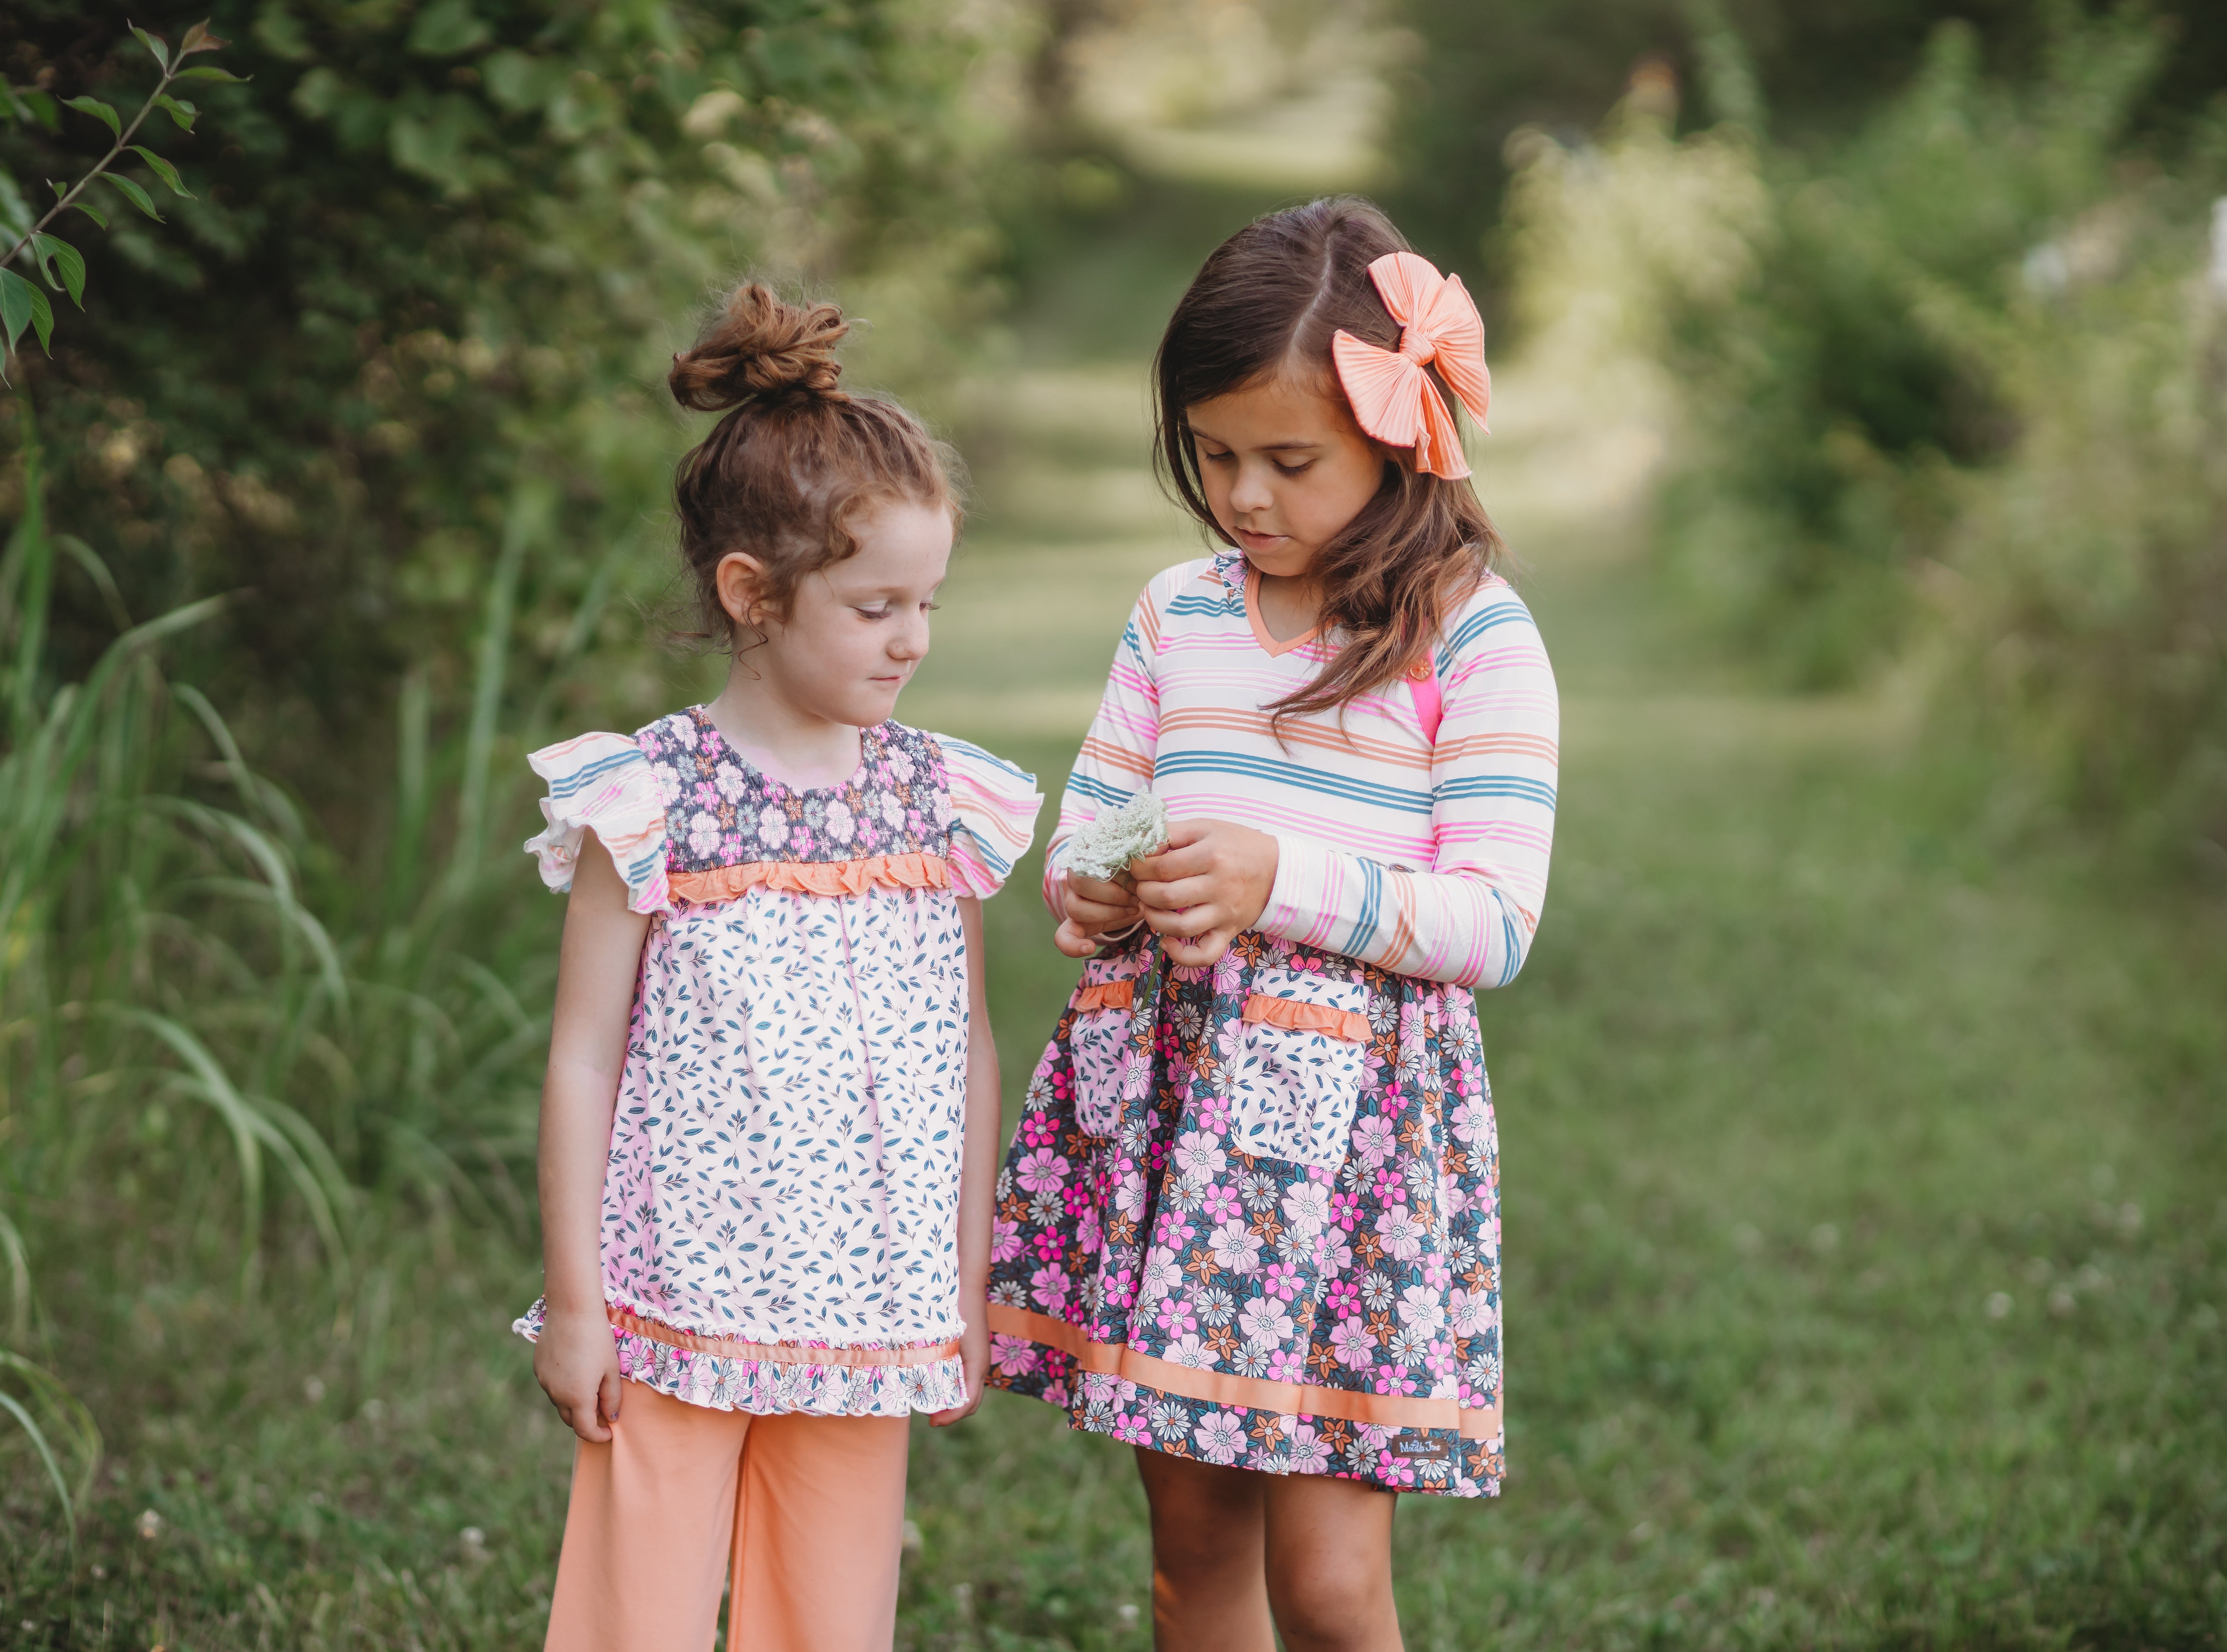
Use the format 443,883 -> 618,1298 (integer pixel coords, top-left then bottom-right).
5,213 -> 2225,1650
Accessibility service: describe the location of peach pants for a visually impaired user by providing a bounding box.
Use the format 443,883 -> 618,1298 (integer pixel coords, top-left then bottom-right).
544,1381 -> 911,1652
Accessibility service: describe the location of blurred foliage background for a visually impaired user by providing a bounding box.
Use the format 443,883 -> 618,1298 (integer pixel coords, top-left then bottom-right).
1,0 -> 2223,1646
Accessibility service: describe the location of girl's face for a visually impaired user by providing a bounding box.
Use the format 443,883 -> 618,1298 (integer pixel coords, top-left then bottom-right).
1188,374 -> 1385,582
717,498 -> 953,727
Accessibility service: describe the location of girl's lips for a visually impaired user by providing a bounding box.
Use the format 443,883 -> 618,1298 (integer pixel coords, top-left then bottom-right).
1235,528 -> 1287,551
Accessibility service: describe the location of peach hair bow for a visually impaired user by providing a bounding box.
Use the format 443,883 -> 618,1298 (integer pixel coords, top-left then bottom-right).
1330,251 -> 1492,480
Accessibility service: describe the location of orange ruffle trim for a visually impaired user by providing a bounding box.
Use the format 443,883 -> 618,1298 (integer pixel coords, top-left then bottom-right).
1242,993 -> 1370,1044
610,1308 -> 961,1368
668,852 -> 950,904
1071,979 -> 1136,1013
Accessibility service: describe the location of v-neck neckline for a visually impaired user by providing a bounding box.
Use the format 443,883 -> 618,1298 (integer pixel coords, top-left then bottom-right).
1243,567 -> 1322,658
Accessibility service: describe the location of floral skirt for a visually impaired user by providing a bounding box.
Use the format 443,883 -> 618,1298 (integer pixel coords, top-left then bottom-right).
983,930 -> 1504,1497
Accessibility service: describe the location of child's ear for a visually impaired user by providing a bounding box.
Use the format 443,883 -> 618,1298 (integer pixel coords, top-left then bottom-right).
714,552 -> 769,629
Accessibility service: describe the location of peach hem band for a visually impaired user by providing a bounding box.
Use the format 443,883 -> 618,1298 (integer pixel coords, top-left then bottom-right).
611,1308 -> 961,1369
1241,993 -> 1371,1043
1071,979 -> 1136,1013
668,852 -> 950,904
987,1303 -> 1501,1442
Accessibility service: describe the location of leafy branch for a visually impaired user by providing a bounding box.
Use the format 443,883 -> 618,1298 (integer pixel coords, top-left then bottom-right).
0,18 -> 244,371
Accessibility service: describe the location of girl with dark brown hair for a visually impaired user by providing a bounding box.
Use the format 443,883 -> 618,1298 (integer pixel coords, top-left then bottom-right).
516,282 -> 1041,1651
983,198 -> 1560,1649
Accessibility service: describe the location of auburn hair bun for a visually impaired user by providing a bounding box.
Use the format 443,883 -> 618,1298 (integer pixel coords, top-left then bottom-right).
669,283 -> 849,411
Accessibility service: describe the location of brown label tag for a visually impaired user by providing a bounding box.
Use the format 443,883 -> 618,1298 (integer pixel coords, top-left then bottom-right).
1391,1438 -> 1451,1463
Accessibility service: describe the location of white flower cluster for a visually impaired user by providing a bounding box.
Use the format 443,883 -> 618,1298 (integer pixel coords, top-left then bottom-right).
1065,790 -> 1170,882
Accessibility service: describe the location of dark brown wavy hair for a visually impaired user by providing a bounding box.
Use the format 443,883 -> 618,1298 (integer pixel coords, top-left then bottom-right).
1154,197 -> 1502,724
668,282 -> 958,644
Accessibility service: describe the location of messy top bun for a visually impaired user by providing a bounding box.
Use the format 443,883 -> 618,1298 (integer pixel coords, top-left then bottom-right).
668,282 -> 956,640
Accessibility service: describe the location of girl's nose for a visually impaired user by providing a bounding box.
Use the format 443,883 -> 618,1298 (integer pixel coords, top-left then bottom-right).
890,610 -> 929,662
1228,461 -> 1275,515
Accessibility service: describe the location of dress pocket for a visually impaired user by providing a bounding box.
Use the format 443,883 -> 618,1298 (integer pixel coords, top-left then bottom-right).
1225,969 -> 1372,1168
1068,977 -> 1138,1137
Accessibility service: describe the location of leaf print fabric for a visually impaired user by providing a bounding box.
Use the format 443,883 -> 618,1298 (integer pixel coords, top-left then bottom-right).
515,710 -> 1040,1417
984,929 -> 1505,1498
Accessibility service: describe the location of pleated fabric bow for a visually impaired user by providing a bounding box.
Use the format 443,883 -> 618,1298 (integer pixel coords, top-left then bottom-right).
1330,251 -> 1492,480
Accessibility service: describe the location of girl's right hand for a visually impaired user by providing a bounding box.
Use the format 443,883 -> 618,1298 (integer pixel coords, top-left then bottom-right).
1052,869 -> 1144,957
535,1307 -> 624,1443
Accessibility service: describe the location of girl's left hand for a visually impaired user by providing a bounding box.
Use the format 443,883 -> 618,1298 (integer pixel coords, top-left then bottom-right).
929,1309 -> 988,1427
1130,818 -> 1279,967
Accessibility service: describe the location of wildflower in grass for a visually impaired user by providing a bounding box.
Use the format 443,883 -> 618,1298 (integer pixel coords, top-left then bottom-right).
1194,1412 -> 1247,1463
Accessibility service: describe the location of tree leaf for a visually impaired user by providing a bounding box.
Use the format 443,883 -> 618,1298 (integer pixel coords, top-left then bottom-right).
131,146 -> 194,198
176,65 -> 249,83
68,199 -> 109,229
131,24 -> 170,70
29,233 -> 86,307
102,173 -> 164,221
0,268 -> 53,356
155,95 -> 198,132
62,95 -> 121,139
178,21 -> 228,57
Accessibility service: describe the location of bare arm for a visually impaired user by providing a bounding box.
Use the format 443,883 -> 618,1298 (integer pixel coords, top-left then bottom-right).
931,895 -> 1000,1426
533,833 -> 652,1442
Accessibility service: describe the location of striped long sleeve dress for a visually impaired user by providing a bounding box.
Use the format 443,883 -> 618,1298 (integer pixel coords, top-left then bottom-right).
983,547 -> 1557,1498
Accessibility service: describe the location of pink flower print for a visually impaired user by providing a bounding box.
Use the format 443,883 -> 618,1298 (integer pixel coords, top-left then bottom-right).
1314,1230 -> 1355,1275
1154,1214 -> 1198,1253
1285,1421 -> 1330,1470
1021,1113 -> 1058,1149
1030,1265 -> 1073,1312
1422,1256 -> 1453,1292
1396,1284 -> 1445,1335
990,1334 -> 1040,1377
1193,1412 -> 1246,1464
1165,1333 -> 1220,1371
881,793 -> 905,828
1325,1279 -> 1363,1319
1076,1205 -> 1104,1255
715,761 -> 749,802
1138,1246 -> 1182,1301
1448,1287 -> 1496,1337
1112,1409 -> 1153,1446
1426,1339 -> 1459,1384
1050,1068 -> 1073,1101
1375,1450 -> 1418,1488
1267,1348 -> 1310,1384
1370,1166 -> 1406,1204
1372,1371 -> 1420,1397
755,805 -> 790,851
686,810 -> 721,859
888,747 -> 916,783
1451,1096 -> 1493,1146
1207,1221 -> 1263,1276
1154,1300 -> 1199,1339
1237,1298 -> 1295,1345
1172,1130 -> 1226,1181
1014,1148 -> 1069,1195
1032,1230 -> 1065,1264
992,1218 -> 1024,1263
824,798 -> 856,846
1062,1182 -> 1092,1218
1201,1183 -> 1242,1223
1114,1170 -> 1150,1221
1261,1261 -> 1303,1302
1330,1191 -> 1362,1231
1374,1206 -> 1425,1261
1280,1182 -> 1330,1238
1330,1319 -> 1377,1370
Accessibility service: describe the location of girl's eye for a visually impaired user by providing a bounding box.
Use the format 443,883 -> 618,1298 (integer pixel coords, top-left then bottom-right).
1273,460 -> 1313,477
856,605 -> 892,620
1201,448 -> 1234,465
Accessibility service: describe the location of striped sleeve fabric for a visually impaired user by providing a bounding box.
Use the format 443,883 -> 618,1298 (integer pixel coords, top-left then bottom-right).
932,733 -> 1045,900
1258,582 -> 1558,989
1041,560 -> 1196,921
523,731 -> 672,916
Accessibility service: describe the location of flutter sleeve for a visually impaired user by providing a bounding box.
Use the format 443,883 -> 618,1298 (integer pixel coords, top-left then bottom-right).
522,731 -> 672,916
932,734 -> 1044,900
1257,577 -> 1559,989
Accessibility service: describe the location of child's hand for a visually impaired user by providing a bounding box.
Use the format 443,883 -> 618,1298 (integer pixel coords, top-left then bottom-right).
928,1310 -> 990,1427
1052,869 -> 1144,958
1130,819 -> 1279,968
535,1306 -> 624,1443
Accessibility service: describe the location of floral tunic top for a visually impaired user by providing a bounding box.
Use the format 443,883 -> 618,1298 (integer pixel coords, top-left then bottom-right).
514,709 -> 1041,1416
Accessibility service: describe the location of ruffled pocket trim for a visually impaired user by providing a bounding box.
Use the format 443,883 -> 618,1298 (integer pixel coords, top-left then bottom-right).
522,732 -> 671,916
